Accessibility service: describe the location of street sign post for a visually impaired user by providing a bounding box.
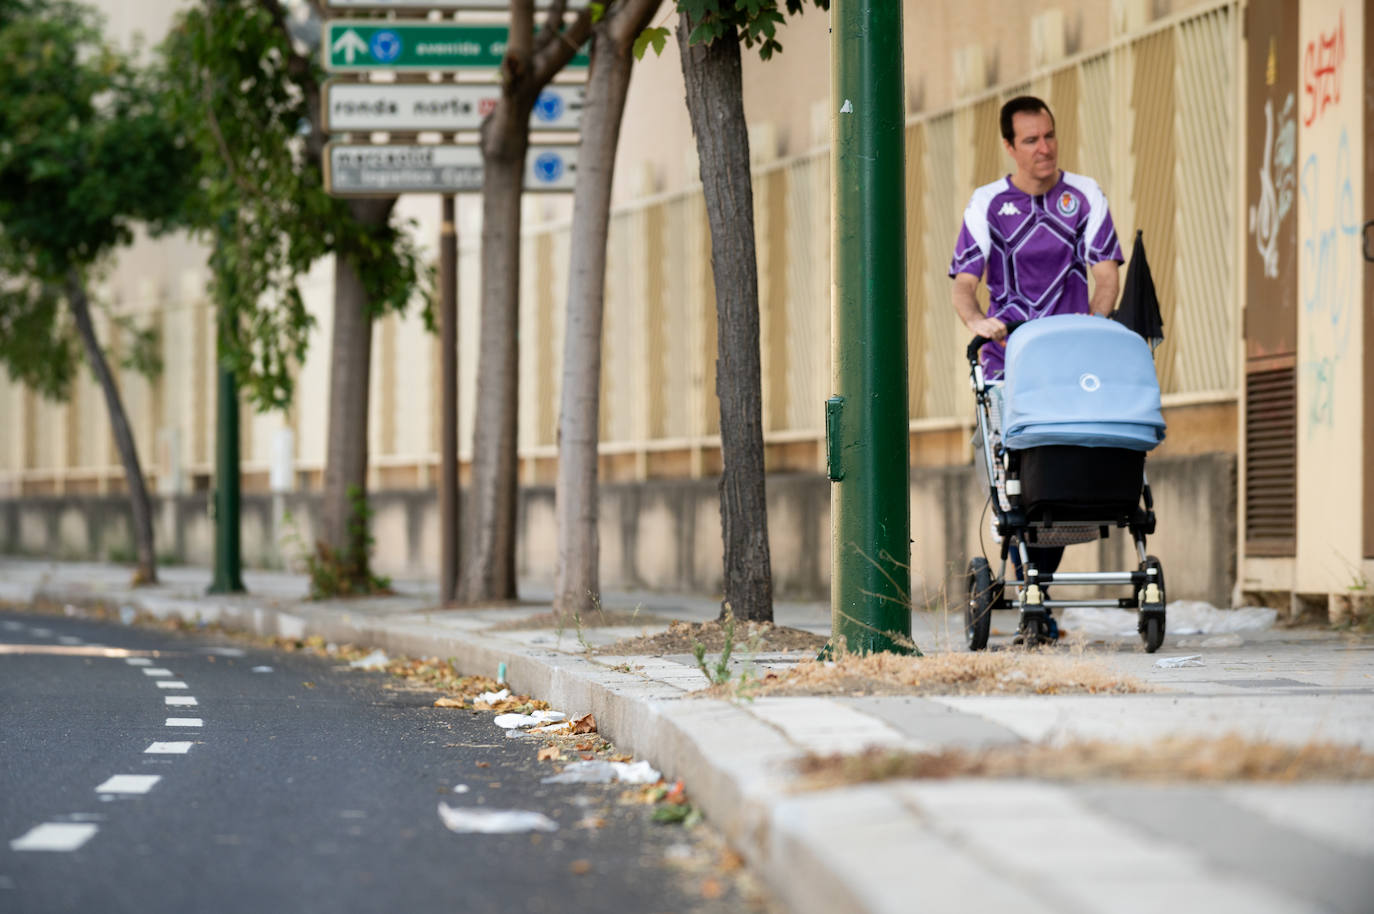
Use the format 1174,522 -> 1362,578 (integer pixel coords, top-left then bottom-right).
325,143 -> 578,195
324,21 -> 590,72
323,82 -> 583,132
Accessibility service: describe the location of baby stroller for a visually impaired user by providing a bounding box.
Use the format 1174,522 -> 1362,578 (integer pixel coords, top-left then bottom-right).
964,314 -> 1168,651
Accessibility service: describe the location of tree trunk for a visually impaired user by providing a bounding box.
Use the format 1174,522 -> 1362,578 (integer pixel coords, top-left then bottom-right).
677,18 -> 773,623
319,197 -> 394,588
65,269 -> 157,585
460,114 -> 529,604
553,24 -> 638,618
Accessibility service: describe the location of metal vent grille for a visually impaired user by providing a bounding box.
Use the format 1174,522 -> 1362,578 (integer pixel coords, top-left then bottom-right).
1244,366 -> 1296,554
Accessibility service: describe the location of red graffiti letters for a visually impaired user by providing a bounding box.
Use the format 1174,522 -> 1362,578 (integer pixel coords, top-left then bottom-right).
1302,11 -> 1345,127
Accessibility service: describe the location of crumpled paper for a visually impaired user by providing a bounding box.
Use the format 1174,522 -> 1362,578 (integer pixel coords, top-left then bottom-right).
437,802 -> 558,834
541,760 -> 661,785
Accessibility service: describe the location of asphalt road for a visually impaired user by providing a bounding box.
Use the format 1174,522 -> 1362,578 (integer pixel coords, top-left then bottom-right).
0,607 -> 767,914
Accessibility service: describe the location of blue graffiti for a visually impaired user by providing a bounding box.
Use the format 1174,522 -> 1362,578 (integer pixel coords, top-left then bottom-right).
1298,128 -> 1358,434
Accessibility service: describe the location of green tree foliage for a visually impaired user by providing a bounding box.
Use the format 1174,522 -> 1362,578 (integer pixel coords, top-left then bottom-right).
0,0 -> 190,396
159,0 -> 430,411
678,0 -> 826,59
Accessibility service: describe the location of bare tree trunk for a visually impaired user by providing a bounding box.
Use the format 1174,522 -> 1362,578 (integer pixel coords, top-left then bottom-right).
460,0 -> 595,604
319,197 -> 394,588
553,19 -> 640,618
677,17 -> 773,623
460,123 -> 528,603
65,270 -> 157,585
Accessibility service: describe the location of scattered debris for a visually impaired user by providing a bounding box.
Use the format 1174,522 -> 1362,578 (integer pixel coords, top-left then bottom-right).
797,735 -> 1374,787
476,688 -> 510,704
1062,602 -> 1278,638
251,666 -> 273,673
1155,655 -> 1205,669
598,618 -> 827,656
542,760 -> 662,785
433,697 -> 465,708
569,859 -> 593,875
348,649 -> 389,670
452,784 -> 470,794
537,745 -> 564,762
437,803 -> 558,834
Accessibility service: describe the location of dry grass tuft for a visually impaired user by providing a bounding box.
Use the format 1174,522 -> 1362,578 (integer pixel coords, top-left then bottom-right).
797,735 -> 1374,787
743,649 -> 1147,698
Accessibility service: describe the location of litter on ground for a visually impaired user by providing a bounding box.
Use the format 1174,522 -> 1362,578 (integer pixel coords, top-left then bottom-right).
437,802 -> 558,834
541,760 -> 661,785
476,688 -> 510,703
348,649 -> 390,670
493,710 -> 566,729
1154,655 -> 1205,669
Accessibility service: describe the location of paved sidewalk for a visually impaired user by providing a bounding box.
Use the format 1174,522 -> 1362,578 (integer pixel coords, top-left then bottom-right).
3,558 -> 1372,914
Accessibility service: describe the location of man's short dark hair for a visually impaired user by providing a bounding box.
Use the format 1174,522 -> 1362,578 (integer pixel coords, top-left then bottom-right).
1000,96 -> 1055,144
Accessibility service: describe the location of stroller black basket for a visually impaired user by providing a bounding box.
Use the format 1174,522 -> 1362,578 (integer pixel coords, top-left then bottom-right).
1011,445 -> 1145,523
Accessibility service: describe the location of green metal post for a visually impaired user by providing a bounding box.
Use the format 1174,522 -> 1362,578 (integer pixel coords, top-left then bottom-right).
209,360 -> 245,594
827,0 -> 913,654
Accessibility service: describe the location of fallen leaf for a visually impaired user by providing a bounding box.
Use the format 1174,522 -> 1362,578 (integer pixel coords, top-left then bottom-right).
487,782 -> 501,789
575,816 -> 606,830
574,741 -> 594,752
569,860 -> 593,876
302,681 -> 316,689
718,849 -> 744,872
570,713 -> 597,735
609,753 -> 633,763
700,878 -> 724,900
475,761 -> 490,769
434,697 -> 465,708
664,779 -> 688,805
537,745 -> 563,762
580,753 -> 594,761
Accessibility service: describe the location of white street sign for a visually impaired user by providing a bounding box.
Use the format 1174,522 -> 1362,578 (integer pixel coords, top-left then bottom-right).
324,82 -> 583,132
325,0 -> 589,8
325,143 -> 578,196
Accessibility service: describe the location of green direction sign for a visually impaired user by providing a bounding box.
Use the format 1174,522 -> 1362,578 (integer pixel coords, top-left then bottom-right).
324,21 -> 589,72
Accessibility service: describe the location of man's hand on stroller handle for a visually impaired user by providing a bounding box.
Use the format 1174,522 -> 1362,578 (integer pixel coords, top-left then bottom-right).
965,320 -> 1026,364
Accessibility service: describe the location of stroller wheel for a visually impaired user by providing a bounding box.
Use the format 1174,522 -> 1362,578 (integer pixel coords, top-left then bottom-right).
965,558 -> 994,651
1137,555 -> 1166,653
1141,614 -> 1164,653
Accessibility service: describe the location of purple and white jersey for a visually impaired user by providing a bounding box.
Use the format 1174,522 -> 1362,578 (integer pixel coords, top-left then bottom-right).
949,171 -> 1123,377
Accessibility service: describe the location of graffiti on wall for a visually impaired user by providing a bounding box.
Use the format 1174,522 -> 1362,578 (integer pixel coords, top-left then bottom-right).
1249,89 -> 1297,278
1299,127 -> 1357,433
1302,10 -> 1345,127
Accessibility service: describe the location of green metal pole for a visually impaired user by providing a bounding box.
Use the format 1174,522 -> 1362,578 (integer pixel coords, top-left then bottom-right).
826,0 -> 913,654
209,359 -> 245,594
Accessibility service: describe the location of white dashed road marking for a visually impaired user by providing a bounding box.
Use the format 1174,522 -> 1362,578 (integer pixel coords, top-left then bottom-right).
145,742 -> 194,754
96,775 -> 162,795
29,628 -> 52,638
126,657 -> 153,666
10,823 -> 98,852
165,696 -> 198,706
165,718 -> 203,728
1,621 -> 23,631
57,636 -> 83,646
142,668 -> 174,677
156,681 -> 189,689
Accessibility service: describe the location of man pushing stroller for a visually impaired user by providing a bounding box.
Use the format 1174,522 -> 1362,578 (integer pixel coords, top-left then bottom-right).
950,95 -> 1126,642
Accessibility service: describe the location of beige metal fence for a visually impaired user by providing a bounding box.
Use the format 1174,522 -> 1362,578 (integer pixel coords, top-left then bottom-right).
0,1 -> 1239,495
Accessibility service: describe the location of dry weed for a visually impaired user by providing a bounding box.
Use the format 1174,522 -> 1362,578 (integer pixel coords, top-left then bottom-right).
797,734 -> 1374,787
745,649 -> 1147,698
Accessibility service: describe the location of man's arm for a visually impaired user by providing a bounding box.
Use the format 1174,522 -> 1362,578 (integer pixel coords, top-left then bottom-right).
1089,260 -> 1119,317
952,272 -> 1007,343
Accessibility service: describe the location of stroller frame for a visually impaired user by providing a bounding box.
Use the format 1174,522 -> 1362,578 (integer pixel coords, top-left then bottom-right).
964,331 -> 1167,652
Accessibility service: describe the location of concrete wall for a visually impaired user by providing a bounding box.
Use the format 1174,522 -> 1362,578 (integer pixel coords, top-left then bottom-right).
0,452 -> 1236,607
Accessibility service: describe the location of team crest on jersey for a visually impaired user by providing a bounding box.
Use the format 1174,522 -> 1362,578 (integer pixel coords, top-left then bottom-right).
1056,191 -> 1079,217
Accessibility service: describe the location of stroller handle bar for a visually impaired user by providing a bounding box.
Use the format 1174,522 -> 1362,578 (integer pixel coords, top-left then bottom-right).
965,320 -> 1026,366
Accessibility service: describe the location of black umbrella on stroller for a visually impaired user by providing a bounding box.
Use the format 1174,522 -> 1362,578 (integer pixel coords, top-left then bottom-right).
1112,230 -> 1164,352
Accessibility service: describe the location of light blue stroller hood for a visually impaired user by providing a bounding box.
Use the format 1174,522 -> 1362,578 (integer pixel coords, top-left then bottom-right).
1001,314 -> 1166,451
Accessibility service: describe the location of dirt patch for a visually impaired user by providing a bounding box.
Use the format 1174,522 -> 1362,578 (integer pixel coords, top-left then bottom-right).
486,609 -> 674,632
797,735 -> 1374,787
724,650 -> 1148,698
597,618 -> 828,656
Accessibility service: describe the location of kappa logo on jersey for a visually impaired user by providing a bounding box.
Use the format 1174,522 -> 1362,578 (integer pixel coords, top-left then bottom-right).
998,202 -> 1022,216
1056,191 -> 1079,216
